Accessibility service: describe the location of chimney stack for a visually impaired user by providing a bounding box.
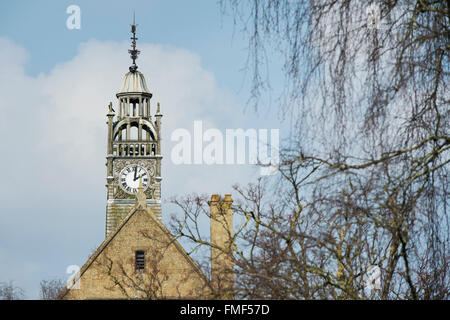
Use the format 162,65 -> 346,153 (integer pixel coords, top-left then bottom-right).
209,194 -> 234,298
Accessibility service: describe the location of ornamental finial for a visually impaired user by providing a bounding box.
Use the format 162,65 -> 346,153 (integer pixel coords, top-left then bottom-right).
135,176 -> 147,208
128,11 -> 140,73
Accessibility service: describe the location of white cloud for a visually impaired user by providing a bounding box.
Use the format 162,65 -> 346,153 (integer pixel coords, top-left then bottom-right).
0,37 -> 261,298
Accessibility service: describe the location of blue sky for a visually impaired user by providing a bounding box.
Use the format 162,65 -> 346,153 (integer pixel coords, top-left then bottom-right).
0,0 -> 283,95
0,1 -> 285,299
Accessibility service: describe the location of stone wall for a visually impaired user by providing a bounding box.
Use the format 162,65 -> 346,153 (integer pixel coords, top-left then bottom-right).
62,208 -> 210,299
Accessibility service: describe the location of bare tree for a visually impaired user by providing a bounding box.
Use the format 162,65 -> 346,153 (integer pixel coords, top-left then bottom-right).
97,250 -> 169,299
182,0 -> 450,299
63,1 -> 448,300
169,161 -> 448,299
40,279 -> 65,300
0,281 -> 25,300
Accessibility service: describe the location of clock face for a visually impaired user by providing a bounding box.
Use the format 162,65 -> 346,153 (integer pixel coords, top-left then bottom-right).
119,165 -> 149,194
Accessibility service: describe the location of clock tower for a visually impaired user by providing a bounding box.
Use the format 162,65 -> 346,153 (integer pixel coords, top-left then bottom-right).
105,21 -> 162,236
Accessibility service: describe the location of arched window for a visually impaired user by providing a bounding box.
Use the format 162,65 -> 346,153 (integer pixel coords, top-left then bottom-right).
142,125 -> 156,141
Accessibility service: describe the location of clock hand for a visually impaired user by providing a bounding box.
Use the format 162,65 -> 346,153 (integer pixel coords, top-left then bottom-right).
134,172 -> 148,182
133,166 -> 138,181
134,168 -> 143,181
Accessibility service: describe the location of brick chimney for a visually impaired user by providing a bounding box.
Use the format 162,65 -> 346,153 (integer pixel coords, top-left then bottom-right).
209,194 -> 234,298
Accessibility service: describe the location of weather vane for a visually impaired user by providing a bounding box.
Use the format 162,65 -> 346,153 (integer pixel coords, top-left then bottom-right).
128,11 -> 140,73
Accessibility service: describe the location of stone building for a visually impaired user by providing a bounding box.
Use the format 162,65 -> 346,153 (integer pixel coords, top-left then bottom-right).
58,22 -> 234,300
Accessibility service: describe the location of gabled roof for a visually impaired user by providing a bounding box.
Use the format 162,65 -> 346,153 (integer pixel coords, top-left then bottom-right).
58,204 -> 211,299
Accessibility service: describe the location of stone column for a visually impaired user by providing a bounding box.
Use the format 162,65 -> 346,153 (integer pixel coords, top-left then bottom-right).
155,102 -> 162,155
106,103 -> 114,157
146,130 -> 151,155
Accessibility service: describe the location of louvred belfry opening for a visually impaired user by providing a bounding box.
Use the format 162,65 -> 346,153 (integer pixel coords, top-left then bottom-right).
135,250 -> 145,272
